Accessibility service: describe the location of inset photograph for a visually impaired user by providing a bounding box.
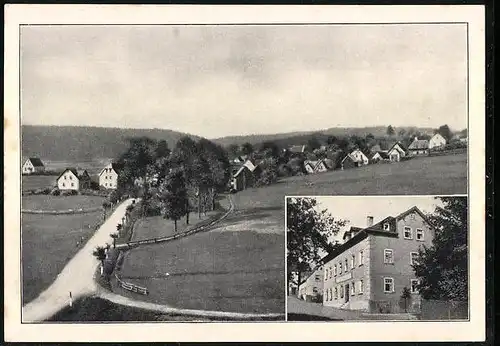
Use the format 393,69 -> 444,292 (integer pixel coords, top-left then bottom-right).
286,195 -> 468,321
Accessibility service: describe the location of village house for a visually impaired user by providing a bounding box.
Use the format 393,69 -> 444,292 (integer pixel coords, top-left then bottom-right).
387,142 -> 407,162
341,149 -> 369,170
371,151 -> 389,162
408,137 -> 430,156
231,155 -> 248,164
99,163 -> 120,190
22,157 -> 45,175
57,168 -> 91,191
230,159 -> 261,191
298,265 -> 324,302
303,159 -> 329,174
321,206 -> 434,313
429,133 -> 447,149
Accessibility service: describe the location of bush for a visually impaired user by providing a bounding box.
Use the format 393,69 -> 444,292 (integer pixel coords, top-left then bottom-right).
33,187 -> 51,195
256,168 -> 278,187
278,164 -> 292,177
51,188 -> 61,196
61,190 -> 78,197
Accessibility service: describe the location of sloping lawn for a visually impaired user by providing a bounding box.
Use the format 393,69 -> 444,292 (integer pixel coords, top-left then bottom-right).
22,195 -> 106,211
22,175 -> 57,192
21,211 -> 103,305
117,195 -> 285,315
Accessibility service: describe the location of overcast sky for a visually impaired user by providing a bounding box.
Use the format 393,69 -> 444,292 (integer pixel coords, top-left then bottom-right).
313,196 -> 443,245
21,24 -> 467,138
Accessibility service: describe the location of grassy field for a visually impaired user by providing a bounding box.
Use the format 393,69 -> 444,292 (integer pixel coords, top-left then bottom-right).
47,297 -> 214,322
22,195 -> 106,211
118,194 -> 285,315
21,195 -> 106,305
22,175 -> 57,192
274,153 -> 467,196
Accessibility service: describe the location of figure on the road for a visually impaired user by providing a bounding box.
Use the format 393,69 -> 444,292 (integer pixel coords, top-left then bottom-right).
69,291 -> 73,308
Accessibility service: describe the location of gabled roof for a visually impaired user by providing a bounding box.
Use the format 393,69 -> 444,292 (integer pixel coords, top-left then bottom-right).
233,159 -> 259,177
321,206 -> 433,264
26,157 -> 44,167
408,139 -> 429,150
372,151 -> 389,159
370,144 -> 382,153
388,141 -> 407,153
57,168 -> 80,182
99,163 -> 120,176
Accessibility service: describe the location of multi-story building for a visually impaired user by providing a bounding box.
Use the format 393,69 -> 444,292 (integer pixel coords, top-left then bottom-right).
297,265 -> 324,303
322,206 -> 435,313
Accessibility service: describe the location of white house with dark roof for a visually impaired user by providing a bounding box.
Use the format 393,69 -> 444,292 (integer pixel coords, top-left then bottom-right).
387,142 -> 407,162
429,133 -> 447,149
22,157 -> 45,174
57,168 -> 91,191
99,163 -> 120,190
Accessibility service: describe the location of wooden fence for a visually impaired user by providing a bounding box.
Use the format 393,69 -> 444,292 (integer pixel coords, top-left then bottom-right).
115,273 -> 149,296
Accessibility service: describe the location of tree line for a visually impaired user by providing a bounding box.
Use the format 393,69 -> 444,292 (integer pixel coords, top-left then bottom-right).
113,136 -> 230,232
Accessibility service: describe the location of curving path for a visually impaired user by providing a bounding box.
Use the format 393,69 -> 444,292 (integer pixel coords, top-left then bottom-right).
22,198 -> 136,323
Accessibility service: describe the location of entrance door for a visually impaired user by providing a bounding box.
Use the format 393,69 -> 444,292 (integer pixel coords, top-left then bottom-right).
345,284 -> 350,303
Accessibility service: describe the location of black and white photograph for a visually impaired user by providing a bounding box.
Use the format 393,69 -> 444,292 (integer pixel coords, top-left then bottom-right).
4,4 -> 486,343
286,195 -> 468,321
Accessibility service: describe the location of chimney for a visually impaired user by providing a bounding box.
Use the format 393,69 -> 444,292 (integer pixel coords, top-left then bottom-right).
367,216 -> 374,227
414,136 -> 419,141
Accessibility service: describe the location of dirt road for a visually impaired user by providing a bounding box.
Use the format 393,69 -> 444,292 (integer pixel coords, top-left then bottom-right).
22,198 -> 136,322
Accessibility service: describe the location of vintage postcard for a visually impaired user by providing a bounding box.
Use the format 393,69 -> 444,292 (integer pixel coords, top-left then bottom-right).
4,4 -> 485,342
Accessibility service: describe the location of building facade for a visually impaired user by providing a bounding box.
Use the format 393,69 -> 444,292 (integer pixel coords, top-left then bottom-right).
429,133 -> 447,149
99,163 -> 120,190
57,168 -> 91,191
298,265 -> 324,303
22,157 -> 45,174
322,206 -> 435,313
387,142 -> 407,162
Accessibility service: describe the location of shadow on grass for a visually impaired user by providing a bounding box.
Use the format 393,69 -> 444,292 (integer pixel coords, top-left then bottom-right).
287,313 -> 342,321
221,206 -> 283,225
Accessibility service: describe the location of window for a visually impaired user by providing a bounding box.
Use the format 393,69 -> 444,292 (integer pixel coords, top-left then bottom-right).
315,275 -> 320,282
404,226 -> 413,239
313,287 -> 318,293
384,249 -> 394,264
350,282 -> 355,296
416,228 -> 425,241
359,250 -> 364,266
339,262 -> 342,275
69,175 -> 72,180
329,267 -> 332,279
410,279 -> 419,293
351,255 -> 355,269
62,183 -> 65,187
71,183 -> 74,187
384,277 -> 394,293
340,285 -> 344,298
410,213 -> 416,220
325,269 -> 328,281
334,287 -> 338,300
359,280 -> 364,294
333,265 -> 337,277
344,259 -> 348,272
410,252 -> 419,265
64,175 -> 67,180
383,223 -> 390,230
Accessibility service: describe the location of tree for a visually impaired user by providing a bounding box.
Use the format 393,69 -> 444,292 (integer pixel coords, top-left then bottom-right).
401,286 -> 411,312
326,135 -> 338,145
260,141 -> 280,158
287,197 -> 347,288
436,124 -> 453,142
110,232 -> 118,248
228,144 -> 239,157
92,246 -> 107,275
241,142 -> 254,156
155,140 -> 170,160
159,168 -> 188,233
398,129 -> 406,137
412,197 -> 468,301
307,136 -> 321,151
386,125 -> 395,136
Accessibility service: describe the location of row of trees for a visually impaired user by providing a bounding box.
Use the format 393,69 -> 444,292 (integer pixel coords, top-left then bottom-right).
287,196 -> 468,303
114,136 -> 231,232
